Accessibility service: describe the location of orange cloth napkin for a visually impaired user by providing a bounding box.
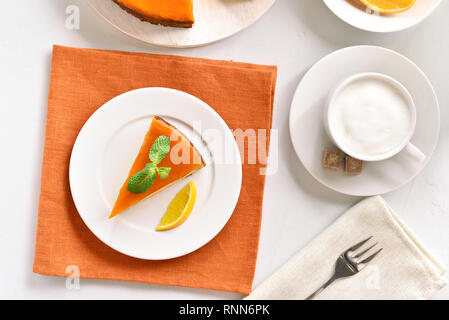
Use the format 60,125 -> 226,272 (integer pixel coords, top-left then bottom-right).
33,45 -> 277,295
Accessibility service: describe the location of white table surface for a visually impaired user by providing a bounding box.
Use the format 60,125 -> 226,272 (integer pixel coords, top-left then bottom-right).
1,0 -> 448,300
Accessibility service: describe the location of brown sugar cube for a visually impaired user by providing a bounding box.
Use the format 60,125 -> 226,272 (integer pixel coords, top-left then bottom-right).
345,156 -> 363,175
322,149 -> 343,170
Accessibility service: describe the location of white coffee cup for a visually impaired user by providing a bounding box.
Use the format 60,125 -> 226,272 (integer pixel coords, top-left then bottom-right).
324,72 -> 425,162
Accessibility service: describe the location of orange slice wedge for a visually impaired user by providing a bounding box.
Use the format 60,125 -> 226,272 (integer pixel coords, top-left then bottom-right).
360,0 -> 416,14
156,182 -> 197,231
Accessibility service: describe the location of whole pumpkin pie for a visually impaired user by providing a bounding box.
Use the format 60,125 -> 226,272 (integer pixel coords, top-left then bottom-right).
110,116 -> 205,218
112,0 -> 195,28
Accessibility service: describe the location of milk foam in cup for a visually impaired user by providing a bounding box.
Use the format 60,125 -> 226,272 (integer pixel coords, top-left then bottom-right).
324,73 -> 425,162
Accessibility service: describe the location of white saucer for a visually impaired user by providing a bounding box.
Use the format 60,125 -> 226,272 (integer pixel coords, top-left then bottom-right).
323,0 -> 442,33
88,0 -> 276,48
289,46 -> 440,197
70,88 -> 242,260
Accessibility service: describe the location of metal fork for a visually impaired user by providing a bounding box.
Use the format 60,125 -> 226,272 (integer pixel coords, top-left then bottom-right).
306,236 -> 383,300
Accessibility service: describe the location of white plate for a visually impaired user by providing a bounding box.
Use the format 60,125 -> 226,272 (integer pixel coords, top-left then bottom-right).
323,0 -> 442,33
70,88 -> 242,260
289,46 -> 440,197
88,0 -> 276,48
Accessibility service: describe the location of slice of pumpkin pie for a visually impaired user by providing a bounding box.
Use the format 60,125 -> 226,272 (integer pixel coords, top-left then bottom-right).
110,116 -> 205,218
112,0 -> 195,28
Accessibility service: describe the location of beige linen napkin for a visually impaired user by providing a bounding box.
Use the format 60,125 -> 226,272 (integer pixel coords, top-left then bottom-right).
247,196 -> 447,300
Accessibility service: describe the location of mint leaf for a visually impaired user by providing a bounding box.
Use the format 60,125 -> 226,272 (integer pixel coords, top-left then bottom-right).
149,135 -> 170,165
126,135 -> 172,194
156,167 -> 171,179
146,162 -> 157,170
127,165 -> 157,194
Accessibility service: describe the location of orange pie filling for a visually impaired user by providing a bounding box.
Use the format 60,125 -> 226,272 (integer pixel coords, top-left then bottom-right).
110,116 -> 205,218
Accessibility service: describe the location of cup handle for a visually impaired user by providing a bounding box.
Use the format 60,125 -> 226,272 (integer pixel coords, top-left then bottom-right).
404,143 -> 426,162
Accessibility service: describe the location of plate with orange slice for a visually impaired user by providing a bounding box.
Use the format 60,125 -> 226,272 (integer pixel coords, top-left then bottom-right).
324,0 -> 442,33
69,88 -> 242,260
